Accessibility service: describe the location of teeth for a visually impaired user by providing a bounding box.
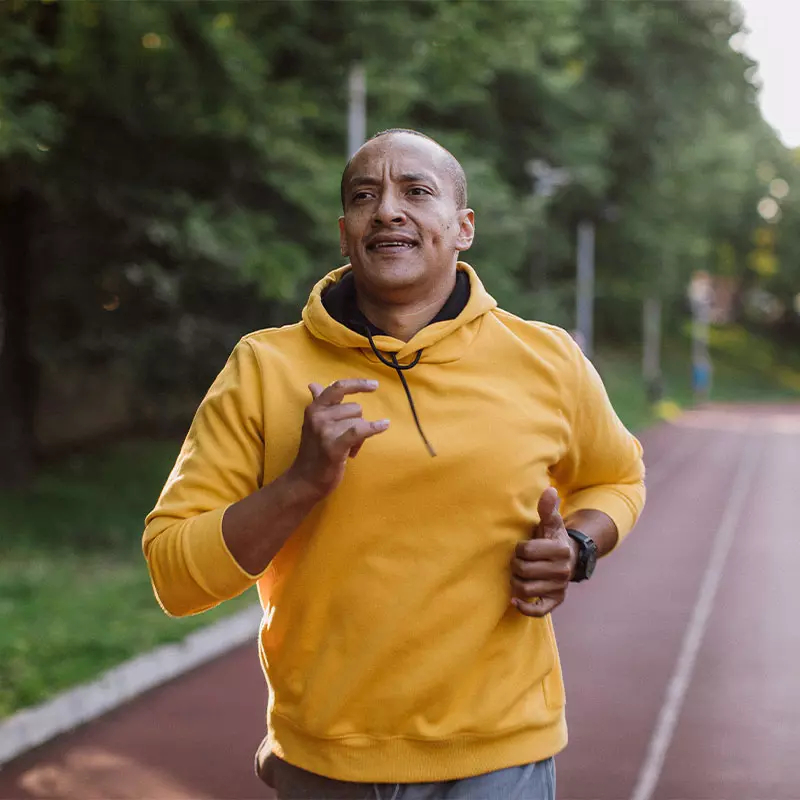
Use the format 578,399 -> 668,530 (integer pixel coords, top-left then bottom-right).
375,242 -> 412,248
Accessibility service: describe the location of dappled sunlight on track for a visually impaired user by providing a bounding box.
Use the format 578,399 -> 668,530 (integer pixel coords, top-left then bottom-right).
18,747 -> 209,799
0,646 -> 270,800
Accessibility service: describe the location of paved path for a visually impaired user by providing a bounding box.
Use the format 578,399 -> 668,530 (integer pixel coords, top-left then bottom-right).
1,404 -> 798,799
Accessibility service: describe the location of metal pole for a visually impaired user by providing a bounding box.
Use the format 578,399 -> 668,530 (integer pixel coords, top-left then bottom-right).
526,160 -> 571,292
533,219 -> 548,292
575,220 -> 595,359
642,295 -> 663,403
347,63 -> 366,158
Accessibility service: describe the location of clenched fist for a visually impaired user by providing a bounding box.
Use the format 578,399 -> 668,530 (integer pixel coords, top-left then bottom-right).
510,487 -> 577,617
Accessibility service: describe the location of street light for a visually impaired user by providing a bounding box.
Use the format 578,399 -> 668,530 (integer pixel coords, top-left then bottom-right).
525,161 -> 608,359
526,159 -> 572,199
347,63 -> 366,159
525,160 -> 571,292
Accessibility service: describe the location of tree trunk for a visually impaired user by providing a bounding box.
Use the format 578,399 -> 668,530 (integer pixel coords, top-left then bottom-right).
0,191 -> 36,486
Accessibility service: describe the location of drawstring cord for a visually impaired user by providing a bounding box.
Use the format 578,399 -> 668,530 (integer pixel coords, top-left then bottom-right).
364,329 -> 437,458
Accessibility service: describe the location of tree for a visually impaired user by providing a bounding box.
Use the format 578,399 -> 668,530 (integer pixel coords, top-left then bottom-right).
1,0 -> 796,484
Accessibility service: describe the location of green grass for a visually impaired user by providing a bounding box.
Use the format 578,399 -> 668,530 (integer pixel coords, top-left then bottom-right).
0,440 -> 256,718
0,328 -> 796,718
1,440 -> 182,553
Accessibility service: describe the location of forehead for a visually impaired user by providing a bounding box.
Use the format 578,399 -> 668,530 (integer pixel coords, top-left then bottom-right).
347,134 -> 448,183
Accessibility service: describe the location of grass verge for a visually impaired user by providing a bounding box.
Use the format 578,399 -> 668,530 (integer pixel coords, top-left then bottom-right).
0,440 -> 256,718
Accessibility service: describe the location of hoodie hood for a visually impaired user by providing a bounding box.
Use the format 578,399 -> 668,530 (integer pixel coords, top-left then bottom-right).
302,261 -> 497,365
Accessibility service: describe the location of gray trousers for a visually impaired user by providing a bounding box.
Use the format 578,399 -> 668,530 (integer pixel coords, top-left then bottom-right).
262,755 -> 556,800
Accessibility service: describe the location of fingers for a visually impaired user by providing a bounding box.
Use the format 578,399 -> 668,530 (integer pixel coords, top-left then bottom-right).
302,380 -> 388,468
512,596 -> 561,618
311,417 -> 389,463
348,442 -> 364,459
317,402 -> 364,422
510,577 -> 567,601
514,538 -> 571,564
510,515 -> 571,617
295,380 -> 386,497
510,552 -> 571,582
334,419 -> 390,451
309,379 -> 379,406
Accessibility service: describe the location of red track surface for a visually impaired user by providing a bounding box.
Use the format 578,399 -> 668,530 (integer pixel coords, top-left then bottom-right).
1,404 -> 798,799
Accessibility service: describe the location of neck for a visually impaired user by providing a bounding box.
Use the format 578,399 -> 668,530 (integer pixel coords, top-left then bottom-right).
356,270 -> 457,342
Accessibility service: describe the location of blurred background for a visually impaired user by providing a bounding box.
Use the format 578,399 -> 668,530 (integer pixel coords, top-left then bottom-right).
1,0 -> 798,757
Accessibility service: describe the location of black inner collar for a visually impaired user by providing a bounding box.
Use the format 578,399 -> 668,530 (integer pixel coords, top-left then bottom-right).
322,269 -> 470,337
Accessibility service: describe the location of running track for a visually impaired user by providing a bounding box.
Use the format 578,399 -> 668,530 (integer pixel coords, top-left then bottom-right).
1,404 -> 798,799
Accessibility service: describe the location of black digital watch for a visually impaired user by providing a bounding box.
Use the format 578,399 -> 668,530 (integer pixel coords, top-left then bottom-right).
566,528 -> 598,582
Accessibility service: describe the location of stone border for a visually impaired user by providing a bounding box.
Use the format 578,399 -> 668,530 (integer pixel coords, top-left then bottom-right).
0,605 -> 263,767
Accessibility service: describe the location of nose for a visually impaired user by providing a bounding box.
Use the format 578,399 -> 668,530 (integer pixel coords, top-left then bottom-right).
373,190 -> 406,227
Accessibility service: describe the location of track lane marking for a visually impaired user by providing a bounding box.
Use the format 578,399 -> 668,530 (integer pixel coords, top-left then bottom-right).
630,435 -> 764,800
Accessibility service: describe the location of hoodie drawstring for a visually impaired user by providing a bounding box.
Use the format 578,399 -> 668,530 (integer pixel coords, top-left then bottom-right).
364,329 -> 437,458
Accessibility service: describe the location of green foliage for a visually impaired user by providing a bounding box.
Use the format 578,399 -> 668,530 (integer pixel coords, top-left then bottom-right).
0,440 -> 180,552
1,0 -> 798,439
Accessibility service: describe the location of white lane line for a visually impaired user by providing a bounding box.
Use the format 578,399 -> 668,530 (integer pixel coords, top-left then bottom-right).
630,436 -> 764,800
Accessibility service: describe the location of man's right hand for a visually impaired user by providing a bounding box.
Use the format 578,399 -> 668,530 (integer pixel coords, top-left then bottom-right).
288,379 -> 390,499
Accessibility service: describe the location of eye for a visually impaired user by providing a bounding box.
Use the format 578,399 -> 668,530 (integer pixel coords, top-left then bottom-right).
352,190 -> 375,202
408,187 -> 431,197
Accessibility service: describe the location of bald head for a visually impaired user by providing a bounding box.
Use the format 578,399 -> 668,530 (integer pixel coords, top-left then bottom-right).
341,129 -> 468,211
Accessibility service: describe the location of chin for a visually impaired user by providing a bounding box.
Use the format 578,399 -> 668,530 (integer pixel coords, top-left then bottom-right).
355,256 -> 428,292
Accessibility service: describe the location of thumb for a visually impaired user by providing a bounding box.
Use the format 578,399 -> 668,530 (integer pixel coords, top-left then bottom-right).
534,486 -> 562,539
308,382 -> 324,401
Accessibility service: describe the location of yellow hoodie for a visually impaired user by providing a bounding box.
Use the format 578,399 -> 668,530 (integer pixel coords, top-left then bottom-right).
143,262 -> 645,783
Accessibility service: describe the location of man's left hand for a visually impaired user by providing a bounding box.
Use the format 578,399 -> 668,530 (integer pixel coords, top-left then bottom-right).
510,487 -> 577,618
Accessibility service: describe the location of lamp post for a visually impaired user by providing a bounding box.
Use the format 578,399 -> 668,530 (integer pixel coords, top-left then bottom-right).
642,294 -> 663,403
575,220 -> 595,359
347,63 -> 366,159
526,159 -> 571,291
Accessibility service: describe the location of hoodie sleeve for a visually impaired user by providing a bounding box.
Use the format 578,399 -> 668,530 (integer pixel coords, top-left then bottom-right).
549,335 -> 646,547
142,338 -> 266,617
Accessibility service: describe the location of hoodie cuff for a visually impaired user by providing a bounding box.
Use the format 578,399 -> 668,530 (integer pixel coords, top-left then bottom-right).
561,484 -> 645,549
184,505 -> 264,599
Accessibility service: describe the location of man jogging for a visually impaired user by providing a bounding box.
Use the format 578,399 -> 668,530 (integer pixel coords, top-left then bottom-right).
144,129 -> 645,799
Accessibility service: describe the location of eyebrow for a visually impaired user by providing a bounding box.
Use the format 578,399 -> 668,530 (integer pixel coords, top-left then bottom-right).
347,172 -> 441,191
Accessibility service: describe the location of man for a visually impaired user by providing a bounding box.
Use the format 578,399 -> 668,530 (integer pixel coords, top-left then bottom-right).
143,129 -> 645,799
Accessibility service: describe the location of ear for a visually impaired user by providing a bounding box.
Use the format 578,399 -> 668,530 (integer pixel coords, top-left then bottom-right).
338,217 -> 349,258
455,209 -> 475,252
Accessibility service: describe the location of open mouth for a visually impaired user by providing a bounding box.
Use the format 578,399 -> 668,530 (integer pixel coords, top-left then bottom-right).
367,241 -> 417,253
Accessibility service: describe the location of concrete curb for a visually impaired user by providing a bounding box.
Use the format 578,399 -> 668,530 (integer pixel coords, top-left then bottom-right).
0,604 -> 263,768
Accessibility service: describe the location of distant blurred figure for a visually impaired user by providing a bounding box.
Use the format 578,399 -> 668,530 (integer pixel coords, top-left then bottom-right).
688,270 -> 714,402
143,130 -> 646,799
